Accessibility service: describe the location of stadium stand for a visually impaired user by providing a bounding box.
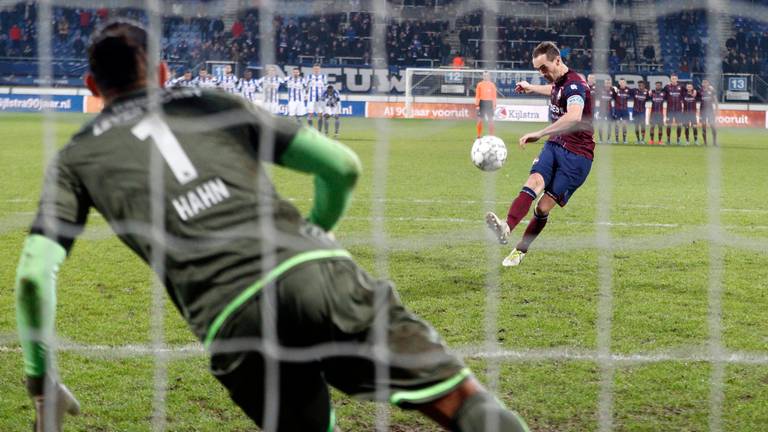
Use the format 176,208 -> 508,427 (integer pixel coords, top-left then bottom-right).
0,1 -> 765,87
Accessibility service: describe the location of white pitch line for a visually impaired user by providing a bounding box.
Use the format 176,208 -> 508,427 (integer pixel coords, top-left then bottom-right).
2,343 -> 767,365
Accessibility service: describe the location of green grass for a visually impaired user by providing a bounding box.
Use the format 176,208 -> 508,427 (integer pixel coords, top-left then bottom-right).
1,113 -> 767,431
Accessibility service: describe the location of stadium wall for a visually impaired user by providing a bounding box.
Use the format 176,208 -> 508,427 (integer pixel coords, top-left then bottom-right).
1,87 -> 767,128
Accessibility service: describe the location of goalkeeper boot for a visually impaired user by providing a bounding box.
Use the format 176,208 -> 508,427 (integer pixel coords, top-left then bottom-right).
502,248 -> 526,267
485,212 -> 510,245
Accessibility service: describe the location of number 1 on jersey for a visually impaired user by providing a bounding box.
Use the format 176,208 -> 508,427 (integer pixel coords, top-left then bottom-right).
131,113 -> 199,185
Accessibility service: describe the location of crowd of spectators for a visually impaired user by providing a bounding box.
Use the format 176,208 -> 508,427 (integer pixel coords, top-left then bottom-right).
724,20 -> 768,74
0,1 -> 766,79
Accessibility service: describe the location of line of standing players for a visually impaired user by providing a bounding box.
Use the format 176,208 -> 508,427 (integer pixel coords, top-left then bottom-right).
167,63 -> 343,137
588,73 -> 718,146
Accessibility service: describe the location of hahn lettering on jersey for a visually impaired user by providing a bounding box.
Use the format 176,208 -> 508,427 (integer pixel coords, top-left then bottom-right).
172,177 -> 231,221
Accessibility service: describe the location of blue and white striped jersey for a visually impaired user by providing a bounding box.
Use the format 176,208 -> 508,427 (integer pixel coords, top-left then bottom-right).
285,76 -> 307,102
306,73 -> 327,102
322,88 -> 341,107
238,78 -> 261,102
258,76 -> 283,104
219,74 -> 239,94
172,77 -> 196,88
193,76 -> 219,89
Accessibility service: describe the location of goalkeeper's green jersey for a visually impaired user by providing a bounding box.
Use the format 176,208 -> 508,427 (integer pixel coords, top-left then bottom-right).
32,88 -> 341,341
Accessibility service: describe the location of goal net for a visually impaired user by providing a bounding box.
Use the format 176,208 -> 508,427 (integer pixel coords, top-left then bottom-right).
1,0 -> 767,431
403,67 -> 547,118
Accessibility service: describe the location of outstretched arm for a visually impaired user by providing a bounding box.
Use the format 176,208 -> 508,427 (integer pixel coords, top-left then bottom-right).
515,80 -> 553,96
278,127 -> 361,231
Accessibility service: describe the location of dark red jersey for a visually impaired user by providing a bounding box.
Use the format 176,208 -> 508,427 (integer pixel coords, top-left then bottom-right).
700,86 -> 716,112
589,83 -> 598,109
598,86 -> 614,114
664,83 -> 684,112
683,90 -> 697,113
632,88 -> 649,113
650,89 -> 665,113
548,69 -> 595,160
613,86 -> 631,111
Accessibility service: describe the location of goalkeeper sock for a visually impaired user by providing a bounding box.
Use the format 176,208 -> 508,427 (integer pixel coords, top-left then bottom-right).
451,392 -> 530,432
506,187 -> 536,232
489,121 -> 495,136
476,121 -> 483,138
516,210 -> 548,253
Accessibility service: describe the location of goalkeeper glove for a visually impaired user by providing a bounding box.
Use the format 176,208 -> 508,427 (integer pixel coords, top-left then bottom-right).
27,376 -> 80,432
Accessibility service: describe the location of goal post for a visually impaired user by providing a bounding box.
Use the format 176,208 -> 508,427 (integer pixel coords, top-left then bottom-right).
403,67 -> 546,119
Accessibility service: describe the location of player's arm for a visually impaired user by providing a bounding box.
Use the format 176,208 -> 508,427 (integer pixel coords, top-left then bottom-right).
16,151 -> 89,430
515,80 -> 552,96
492,83 -> 498,107
519,87 -> 587,148
279,128 -> 361,231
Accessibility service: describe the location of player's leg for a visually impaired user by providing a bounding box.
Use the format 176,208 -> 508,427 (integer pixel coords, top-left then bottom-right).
323,113 -> 330,135
307,104 -> 315,128
675,116 -> 682,144
486,144 -> 553,244
621,115 -> 628,144
333,114 -> 340,137
633,114 -> 641,143
209,299 -> 334,431
641,114 -> 647,143
684,116 -> 690,144
693,117 -> 699,145
506,146 -> 591,266
317,103 -> 324,132
316,259 -> 530,432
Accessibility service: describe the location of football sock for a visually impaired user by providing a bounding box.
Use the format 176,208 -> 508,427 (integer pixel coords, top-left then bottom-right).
676,125 -> 682,141
712,126 -> 717,145
641,124 -> 646,141
451,392 -> 530,432
334,117 -> 340,135
489,122 -> 495,136
666,126 -> 671,141
324,117 -> 329,135
634,125 -> 640,142
317,116 -> 323,132
685,126 -> 690,140
476,121 -> 483,137
693,126 -> 698,141
516,210 -> 549,253
506,187 -> 537,232
308,117 -> 314,128
622,125 -> 627,142
702,125 -> 708,144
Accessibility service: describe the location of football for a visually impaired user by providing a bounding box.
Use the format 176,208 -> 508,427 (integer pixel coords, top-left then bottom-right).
470,135 -> 507,171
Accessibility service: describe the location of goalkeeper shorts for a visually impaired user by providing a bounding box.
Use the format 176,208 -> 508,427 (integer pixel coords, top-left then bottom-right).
208,257 -> 468,431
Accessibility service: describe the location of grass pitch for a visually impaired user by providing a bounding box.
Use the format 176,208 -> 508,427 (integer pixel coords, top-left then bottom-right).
1,113 -> 767,431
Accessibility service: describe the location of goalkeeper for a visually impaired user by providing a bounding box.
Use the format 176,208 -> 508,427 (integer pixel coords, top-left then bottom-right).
15,20 -> 530,432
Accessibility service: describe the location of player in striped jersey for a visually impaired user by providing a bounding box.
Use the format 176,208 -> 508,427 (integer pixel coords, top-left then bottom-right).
699,79 -> 718,146
172,70 -> 195,88
306,64 -> 327,130
218,64 -> 239,95
193,68 -> 218,89
238,69 -> 261,105
258,65 -> 283,115
682,83 -> 698,145
631,80 -> 649,144
285,67 -> 308,123
322,84 -> 342,137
